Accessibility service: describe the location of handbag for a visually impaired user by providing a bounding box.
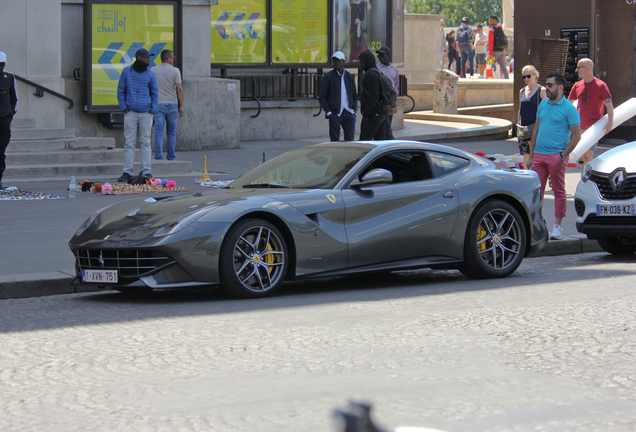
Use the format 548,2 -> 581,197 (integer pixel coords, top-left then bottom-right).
517,123 -> 534,140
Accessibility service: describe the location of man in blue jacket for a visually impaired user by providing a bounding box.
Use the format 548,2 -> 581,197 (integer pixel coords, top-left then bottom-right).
319,51 -> 357,142
117,48 -> 158,182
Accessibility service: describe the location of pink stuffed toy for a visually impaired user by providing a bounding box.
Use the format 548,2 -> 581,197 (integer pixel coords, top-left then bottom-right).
165,180 -> 176,189
101,182 -> 113,195
151,178 -> 162,186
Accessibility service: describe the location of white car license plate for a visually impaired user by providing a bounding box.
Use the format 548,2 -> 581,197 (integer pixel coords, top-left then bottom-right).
82,269 -> 118,284
596,204 -> 636,216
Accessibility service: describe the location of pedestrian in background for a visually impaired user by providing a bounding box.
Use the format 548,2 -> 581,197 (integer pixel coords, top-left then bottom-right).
318,51 -> 358,142
488,15 -> 509,79
117,48 -> 158,182
0,51 -> 17,191
446,30 -> 458,73
455,17 -> 475,78
567,57 -> 614,165
517,65 -> 546,169
527,72 -> 581,240
376,46 -> 399,140
358,49 -> 387,140
152,49 -> 184,161
474,24 -> 488,78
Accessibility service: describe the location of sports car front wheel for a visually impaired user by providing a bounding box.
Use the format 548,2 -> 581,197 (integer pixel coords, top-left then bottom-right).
219,218 -> 288,298
596,236 -> 636,255
460,200 -> 527,279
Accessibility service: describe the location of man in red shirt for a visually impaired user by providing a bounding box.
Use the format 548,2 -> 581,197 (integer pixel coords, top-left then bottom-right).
567,58 -> 614,164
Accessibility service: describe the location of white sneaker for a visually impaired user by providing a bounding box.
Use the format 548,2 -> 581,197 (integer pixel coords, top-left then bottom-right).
550,224 -> 563,240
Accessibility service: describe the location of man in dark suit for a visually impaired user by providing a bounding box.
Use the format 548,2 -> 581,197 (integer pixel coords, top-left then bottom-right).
319,51 -> 358,142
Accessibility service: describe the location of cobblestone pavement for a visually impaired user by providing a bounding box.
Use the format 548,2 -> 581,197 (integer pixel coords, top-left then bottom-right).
1,252 -> 636,432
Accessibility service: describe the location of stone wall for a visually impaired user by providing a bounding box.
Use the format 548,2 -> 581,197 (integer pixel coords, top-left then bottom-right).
408,80 -> 514,111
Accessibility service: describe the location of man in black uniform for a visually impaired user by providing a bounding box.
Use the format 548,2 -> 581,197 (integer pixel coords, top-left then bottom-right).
358,50 -> 387,140
0,51 -> 18,190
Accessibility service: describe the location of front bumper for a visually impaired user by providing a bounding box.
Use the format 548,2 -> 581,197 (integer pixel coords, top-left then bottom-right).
574,178 -> 636,238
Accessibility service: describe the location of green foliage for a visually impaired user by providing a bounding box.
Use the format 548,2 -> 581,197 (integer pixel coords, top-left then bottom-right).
405,0 -> 503,27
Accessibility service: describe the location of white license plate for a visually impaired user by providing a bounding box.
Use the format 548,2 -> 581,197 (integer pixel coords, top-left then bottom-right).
82,269 -> 118,284
596,204 -> 636,216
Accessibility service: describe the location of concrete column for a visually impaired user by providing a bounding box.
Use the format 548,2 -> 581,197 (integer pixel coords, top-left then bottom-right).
178,1 -> 240,150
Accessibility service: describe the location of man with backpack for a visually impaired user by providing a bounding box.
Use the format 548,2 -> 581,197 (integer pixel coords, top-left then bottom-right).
358,50 -> 388,140
488,14 -> 509,79
455,17 -> 475,78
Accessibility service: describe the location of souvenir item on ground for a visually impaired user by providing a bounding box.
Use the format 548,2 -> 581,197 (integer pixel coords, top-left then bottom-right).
0,187 -> 64,200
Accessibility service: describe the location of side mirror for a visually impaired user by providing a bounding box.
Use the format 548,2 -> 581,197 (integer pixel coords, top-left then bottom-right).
350,168 -> 393,188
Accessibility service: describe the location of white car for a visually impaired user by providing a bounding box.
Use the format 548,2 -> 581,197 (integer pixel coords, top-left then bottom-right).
574,141 -> 636,254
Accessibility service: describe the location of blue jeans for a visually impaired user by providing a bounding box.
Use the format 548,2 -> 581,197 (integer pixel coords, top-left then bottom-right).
154,103 -> 178,160
460,48 -> 474,77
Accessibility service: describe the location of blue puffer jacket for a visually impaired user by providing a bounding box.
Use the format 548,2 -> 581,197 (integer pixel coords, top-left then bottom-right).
117,66 -> 158,113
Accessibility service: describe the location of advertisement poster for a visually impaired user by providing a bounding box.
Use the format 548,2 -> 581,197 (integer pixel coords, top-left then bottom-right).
332,0 -> 387,63
271,0 -> 328,64
211,0 -> 267,64
91,3 -> 175,107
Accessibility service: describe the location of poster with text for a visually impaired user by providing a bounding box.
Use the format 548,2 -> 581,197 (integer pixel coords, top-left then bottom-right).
91,3 -> 175,107
271,0 -> 328,64
332,0 -> 388,63
211,0 -> 267,64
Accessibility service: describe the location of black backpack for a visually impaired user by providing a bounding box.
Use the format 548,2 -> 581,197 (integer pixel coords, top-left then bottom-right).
375,70 -> 398,115
493,26 -> 508,50
456,27 -> 470,50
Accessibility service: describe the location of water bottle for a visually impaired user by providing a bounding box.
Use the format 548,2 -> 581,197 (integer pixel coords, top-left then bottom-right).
69,176 -> 77,198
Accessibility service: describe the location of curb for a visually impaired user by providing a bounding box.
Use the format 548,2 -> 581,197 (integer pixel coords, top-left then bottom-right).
0,272 -> 98,300
0,235 -> 604,301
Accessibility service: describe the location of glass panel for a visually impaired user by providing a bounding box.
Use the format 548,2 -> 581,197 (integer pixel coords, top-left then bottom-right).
271,0 -> 329,64
91,3 -> 175,107
211,0 -> 268,64
332,0 -> 388,64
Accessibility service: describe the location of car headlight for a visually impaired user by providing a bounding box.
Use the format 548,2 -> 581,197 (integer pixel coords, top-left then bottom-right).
75,212 -> 101,236
153,207 -> 217,237
581,164 -> 592,182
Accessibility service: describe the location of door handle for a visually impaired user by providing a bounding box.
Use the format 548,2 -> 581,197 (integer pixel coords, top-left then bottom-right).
443,191 -> 455,199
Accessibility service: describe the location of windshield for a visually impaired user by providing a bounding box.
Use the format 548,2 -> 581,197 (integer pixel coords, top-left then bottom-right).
230,145 -> 372,189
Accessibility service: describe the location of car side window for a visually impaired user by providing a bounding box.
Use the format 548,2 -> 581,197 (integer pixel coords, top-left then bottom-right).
428,152 -> 470,177
360,152 -> 434,184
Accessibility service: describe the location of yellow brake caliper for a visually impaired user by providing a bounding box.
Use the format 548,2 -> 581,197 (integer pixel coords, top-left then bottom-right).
262,240 -> 275,275
477,225 -> 487,252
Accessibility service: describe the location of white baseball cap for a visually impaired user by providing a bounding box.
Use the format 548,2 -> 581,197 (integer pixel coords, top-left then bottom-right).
0,52 -> 6,63
332,51 -> 345,61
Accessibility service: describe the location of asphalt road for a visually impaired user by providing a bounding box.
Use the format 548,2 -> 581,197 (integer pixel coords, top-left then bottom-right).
1,251 -> 635,432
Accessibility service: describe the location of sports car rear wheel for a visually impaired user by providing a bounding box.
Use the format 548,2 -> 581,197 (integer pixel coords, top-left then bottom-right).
596,236 -> 636,255
219,218 -> 288,298
460,200 -> 527,279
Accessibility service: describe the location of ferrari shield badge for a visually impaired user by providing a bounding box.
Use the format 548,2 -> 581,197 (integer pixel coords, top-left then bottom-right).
326,194 -> 336,204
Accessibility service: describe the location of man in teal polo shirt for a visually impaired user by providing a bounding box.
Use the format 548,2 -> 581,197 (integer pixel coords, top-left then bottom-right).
527,72 -> 581,240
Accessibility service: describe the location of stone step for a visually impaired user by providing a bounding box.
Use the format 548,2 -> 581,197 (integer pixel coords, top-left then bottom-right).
12,118 -> 36,129
7,149 -> 125,165
7,139 -> 69,152
11,128 -> 76,141
7,137 -> 116,152
3,159 -> 192,180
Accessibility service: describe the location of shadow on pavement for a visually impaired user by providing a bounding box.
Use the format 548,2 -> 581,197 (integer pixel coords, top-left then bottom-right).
0,252 -> 634,333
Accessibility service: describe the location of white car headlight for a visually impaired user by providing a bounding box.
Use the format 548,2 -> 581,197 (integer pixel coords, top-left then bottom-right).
581,164 -> 593,182
153,207 -> 218,237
